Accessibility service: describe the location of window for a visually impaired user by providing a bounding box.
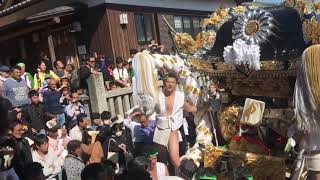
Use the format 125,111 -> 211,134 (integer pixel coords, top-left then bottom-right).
174,16 -> 183,32
174,16 -> 203,37
135,13 -> 154,45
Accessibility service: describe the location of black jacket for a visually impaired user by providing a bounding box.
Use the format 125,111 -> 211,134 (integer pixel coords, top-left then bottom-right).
79,66 -> 91,89
103,127 -> 134,156
23,103 -> 46,132
11,138 -> 33,179
43,89 -> 64,115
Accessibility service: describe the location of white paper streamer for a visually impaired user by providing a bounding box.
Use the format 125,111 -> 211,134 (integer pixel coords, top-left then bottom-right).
223,39 -> 261,70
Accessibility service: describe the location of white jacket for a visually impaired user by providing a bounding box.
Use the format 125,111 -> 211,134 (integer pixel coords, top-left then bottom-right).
32,150 -> 61,180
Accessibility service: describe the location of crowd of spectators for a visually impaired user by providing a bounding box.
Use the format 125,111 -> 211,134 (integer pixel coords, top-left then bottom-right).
0,42 -> 216,180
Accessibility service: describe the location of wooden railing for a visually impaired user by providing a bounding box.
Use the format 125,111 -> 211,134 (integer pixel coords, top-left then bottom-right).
105,87 -> 134,117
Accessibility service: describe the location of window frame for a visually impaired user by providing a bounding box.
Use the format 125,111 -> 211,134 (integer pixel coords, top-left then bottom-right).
174,15 -> 203,37
134,13 -> 154,45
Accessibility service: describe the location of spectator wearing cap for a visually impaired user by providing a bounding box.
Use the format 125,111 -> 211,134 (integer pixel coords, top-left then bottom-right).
64,140 -> 85,180
34,61 -> 60,90
113,57 -> 130,88
2,66 -> 30,108
65,91 -> 85,129
46,120 -> 69,165
144,147 -> 169,180
69,113 -> 89,141
16,63 -> 34,89
0,65 -> 10,96
43,79 -> 65,126
32,134 -> 62,180
22,90 -> 46,134
79,55 -> 99,90
90,113 -> 102,131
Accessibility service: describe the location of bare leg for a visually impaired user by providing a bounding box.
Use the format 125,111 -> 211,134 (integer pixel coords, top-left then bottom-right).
168,130 -> 180,170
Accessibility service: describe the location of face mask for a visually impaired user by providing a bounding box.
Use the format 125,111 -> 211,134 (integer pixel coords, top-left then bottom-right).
115,131 -> 122,137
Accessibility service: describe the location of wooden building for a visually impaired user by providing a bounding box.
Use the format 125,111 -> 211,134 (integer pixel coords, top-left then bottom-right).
0,0 -> 234,71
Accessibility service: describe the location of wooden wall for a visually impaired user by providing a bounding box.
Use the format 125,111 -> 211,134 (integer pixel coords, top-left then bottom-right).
87,5 -> 113,59
87,5 -> 157,61
107,10 -> 137,60
87,4 -> 210,61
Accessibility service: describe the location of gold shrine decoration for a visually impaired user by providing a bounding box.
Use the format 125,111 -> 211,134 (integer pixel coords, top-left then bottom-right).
284,0 -> 307,16
201,8 -> 230,27
218,106 -> 241,142
184,85 -> 202,96
204,146 -> 286,180
284,0 -> 320,45
303,18 -> 320,45
174,33 -> 197,54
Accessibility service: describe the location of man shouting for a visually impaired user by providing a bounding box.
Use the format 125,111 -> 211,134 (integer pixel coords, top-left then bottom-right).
153,72 -> 197,171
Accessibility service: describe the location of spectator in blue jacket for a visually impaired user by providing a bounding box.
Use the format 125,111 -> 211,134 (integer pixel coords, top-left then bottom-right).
2,66 -> 30,108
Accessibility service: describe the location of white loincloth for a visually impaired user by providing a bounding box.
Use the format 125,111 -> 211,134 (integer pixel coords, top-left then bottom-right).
153,91 -> 185,147
305,153 -> 320,171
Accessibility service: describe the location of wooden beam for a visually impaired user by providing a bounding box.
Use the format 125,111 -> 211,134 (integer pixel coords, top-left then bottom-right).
47,34 -> 56,63
0,0 -> 79,28
0,21 -> 54,42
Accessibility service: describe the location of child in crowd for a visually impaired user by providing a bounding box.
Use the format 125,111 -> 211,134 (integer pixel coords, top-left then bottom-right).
59,77 -> 70,90
46,120 -> 69,166
59,86 -> 70,106
101,111 -> 112,127
96,111 -> 112,143
90,112 -> 103,131
109,81 -> 118,91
